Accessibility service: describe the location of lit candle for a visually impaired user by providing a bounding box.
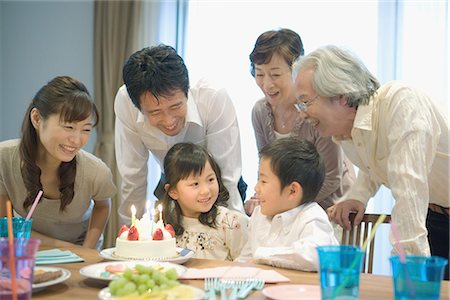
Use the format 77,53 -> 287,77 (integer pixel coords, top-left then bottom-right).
158,204 -> 163,223
131,205 -> 136,226
145,201 -> 151,221
150,207 -> 155,233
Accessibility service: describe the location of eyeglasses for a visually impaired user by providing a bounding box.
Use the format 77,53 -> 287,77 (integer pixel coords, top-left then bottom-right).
294,95 -> 320,112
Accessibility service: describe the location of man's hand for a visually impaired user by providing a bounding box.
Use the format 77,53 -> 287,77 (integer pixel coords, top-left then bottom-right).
327,199 -> 365,230
244,194 -> 260,216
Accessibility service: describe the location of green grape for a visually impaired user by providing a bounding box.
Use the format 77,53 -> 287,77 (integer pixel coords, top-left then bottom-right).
165,268 -> 178,280
146,278 -> 155,289
109,277 -> 128,295
137,283 -> 148,295
135,264 -> 152,275
138,273 -> 150,284
120,281 -> 137,296
109,264 -> 181,297
166,280 -> 180,288
131,274 -> 140,283
122,268 -> 133,280
152,272 -> 166,285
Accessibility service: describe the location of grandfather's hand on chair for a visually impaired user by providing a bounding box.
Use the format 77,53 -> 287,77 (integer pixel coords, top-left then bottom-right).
327,200 -> 366,231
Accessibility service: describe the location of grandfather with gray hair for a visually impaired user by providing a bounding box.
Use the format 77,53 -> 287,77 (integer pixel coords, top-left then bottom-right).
292,45 -> 449,279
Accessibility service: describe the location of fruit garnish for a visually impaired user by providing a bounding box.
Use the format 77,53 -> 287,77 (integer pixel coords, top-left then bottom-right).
152,228 -> 164,240
164,224 -> 175,237
118,225 -> 129,237
127,225 -> 139,240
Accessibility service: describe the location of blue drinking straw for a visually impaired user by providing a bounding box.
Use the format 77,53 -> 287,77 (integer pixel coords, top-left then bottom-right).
331,214 -> 387,300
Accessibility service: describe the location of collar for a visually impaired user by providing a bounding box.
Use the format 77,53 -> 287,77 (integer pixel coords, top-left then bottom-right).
272,203 -> 311,224
333,97 -> 374,141
185,89 -> 202,127
353,97 -> 374,131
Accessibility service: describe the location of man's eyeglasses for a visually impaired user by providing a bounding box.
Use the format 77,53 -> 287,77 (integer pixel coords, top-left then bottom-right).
294,95 -> 320,112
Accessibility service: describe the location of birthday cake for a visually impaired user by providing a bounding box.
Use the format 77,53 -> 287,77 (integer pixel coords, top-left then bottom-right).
115,207 -> 177,259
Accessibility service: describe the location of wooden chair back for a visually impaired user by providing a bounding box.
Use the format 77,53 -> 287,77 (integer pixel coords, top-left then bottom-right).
341,213 -> 391,273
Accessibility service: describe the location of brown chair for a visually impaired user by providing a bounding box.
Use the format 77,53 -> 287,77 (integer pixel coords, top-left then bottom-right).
341,213 -> 391,273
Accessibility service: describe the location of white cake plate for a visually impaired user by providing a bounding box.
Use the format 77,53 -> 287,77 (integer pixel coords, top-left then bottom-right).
99,247 -> 194,264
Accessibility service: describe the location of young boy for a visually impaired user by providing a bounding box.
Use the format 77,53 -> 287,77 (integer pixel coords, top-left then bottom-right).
236,137 -> 338,271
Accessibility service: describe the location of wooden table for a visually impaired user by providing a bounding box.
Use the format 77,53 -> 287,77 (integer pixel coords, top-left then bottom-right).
32,245 -> 450,299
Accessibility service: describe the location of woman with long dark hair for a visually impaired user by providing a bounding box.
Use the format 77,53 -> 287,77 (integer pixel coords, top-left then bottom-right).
0,76 -> 116,249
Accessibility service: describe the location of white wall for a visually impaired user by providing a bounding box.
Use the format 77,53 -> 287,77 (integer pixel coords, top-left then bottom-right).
0,0 -> 95,152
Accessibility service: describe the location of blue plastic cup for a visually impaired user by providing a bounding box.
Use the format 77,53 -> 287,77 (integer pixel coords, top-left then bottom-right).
390,255 -> 448,300
0,217 -> 33,238
317,245 -> 364,300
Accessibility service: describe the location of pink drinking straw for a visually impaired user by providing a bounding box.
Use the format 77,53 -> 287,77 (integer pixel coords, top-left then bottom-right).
390,220 -> 415,297
25,190 -> 43,221
390,220 -> 406,262
6,200 -> 18,300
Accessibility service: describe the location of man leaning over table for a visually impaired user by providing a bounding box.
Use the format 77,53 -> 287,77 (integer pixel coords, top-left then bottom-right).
115,44 -> 246,223
292,45 -> 449,280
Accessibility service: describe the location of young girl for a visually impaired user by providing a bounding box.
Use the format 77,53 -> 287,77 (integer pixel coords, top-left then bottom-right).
160,142 -> 248,260
0,76 -> 116,249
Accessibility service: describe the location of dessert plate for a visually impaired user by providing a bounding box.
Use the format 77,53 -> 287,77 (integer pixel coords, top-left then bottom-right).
79,260 -> 187,281
32,266 -> 71,292
99,247 -> 194,264
98,284 -> 204,300
262,284 -> 321,300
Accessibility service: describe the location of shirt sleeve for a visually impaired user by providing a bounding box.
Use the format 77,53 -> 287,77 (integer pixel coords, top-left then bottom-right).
202,87 -> 244,213
114,86 -> 150,221
251,101 -> 269,153
384,91 -> 436,255
222,209 -> 249,260
253,217 -> 339,271
90,157 -> 117,201
234,210 -> 254,263
345,171 -> 380,205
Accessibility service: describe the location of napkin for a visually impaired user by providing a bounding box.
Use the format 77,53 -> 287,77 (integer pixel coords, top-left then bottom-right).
36,249 -> 85,265
179,266 -> 290,283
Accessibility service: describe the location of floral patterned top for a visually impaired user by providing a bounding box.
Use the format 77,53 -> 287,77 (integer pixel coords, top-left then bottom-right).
176,206 -> 249,261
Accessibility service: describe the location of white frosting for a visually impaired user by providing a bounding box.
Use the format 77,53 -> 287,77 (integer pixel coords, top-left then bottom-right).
115,237 -> 177,259
115,214 -> 176,259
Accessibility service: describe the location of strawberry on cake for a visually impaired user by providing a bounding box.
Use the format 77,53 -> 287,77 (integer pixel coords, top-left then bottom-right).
115,211 -> 177,259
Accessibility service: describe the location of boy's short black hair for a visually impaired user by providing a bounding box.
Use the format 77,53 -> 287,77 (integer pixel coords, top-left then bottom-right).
259,137 -> 325,204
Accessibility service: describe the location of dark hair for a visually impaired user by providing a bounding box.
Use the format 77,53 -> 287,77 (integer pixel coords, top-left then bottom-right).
122,44 -> 190,110
19,75 -> 99,211
259,137 -> 325,204
249,28 -> 304,77
161,142 -> 229,236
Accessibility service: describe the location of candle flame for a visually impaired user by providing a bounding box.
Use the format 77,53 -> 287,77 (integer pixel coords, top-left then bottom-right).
158,204 -> 163,212
131,205 -> 136,215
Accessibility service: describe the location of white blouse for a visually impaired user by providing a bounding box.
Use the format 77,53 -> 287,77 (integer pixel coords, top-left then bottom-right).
176,206 -> 249,261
